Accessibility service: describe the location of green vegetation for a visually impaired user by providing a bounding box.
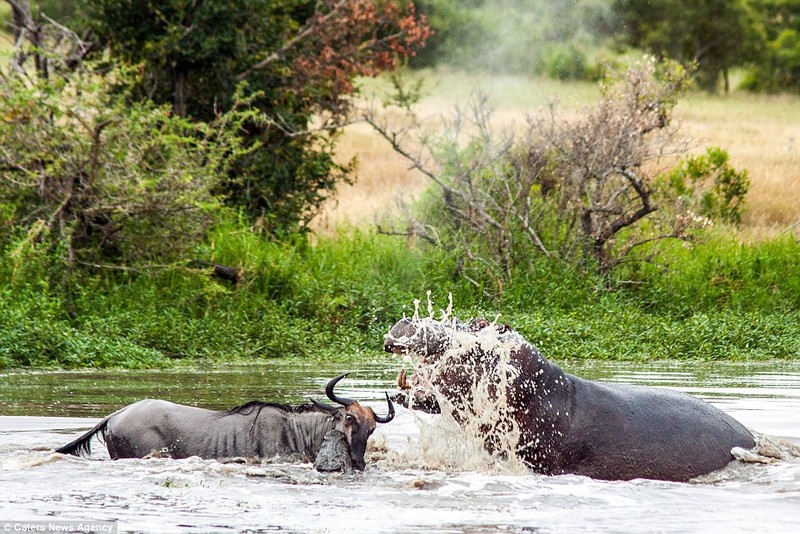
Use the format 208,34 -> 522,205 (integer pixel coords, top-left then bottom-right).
3,0 -> 430,233
0,1 -> 798,370
2,220 -> 799,370
667,148 -> 751,224
412,0 -> 800,94
740,0 -> 800,92
410,0 -> 616,79
0,67 -> 256,271
613,0 -> 763,92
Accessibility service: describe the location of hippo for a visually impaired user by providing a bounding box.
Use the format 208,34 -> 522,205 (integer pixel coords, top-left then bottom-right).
385,316 -> 756,482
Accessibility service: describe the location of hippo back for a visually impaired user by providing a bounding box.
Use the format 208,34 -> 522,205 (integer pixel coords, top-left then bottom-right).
556,376 -> 755,481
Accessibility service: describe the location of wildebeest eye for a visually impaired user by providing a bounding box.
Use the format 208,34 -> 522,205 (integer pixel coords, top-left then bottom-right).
345,414 -> 356,425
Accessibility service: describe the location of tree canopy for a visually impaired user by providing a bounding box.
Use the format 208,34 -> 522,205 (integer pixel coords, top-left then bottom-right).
78,0 -> 430,231
612,0 -> 764,92
404,0 -> 800,93
2,0 -> 430,242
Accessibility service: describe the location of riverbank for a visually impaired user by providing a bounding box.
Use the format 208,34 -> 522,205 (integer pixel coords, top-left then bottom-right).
2,225 -> 799,369
2,71 -> 799,370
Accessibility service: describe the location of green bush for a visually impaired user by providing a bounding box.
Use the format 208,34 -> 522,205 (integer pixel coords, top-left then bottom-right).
544,42 -> 591,81
666,147 -> 750,224
621,233 -> 800,313
2,205 -> 799,370
0,287 -> 166,369
0,66 -> 255,271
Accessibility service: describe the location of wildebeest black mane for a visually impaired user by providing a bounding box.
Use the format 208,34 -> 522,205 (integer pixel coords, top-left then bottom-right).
219,400 -> 324,418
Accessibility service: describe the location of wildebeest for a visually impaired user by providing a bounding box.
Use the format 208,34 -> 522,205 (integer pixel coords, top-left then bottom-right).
385,316 -> 756,482
55,374 -> 394,470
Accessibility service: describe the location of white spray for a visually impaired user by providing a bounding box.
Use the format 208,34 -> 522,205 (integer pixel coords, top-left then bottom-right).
385,295 -> 531,474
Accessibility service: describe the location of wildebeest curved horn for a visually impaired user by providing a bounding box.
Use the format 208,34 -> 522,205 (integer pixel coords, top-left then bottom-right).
309,398 -> 338,413
374,392 -> 395,424
326,373 -> 355,406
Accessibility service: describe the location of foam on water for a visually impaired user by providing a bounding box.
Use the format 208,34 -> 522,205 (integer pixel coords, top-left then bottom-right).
734,432 -> 800,464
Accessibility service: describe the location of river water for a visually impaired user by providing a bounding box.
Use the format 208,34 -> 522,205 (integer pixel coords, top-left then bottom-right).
1,359 -> 799,533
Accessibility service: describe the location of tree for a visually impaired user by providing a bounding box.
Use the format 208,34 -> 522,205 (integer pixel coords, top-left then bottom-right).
1,0 -> 258,276
410,0 -> 614,77
79,0 -> 430,232
613,0 -> 764,92
744,0 -> 800,91
0,67 -> 257,272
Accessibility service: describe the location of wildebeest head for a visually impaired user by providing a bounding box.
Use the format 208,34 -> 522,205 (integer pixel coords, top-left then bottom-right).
311,373 -> 394,470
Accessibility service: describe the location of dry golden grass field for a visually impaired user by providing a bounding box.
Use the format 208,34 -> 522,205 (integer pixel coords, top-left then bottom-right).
314,70 -> 800,240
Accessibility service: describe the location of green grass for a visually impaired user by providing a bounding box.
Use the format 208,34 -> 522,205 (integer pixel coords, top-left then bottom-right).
1,216 -> 798,370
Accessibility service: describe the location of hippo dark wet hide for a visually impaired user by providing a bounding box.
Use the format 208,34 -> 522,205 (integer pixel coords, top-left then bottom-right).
385,317 -> 756,482
314,430 -> 353,473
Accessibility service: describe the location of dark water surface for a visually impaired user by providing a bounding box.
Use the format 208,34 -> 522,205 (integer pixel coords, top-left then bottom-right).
0,359 -> 399,417
2,359 -> 799,440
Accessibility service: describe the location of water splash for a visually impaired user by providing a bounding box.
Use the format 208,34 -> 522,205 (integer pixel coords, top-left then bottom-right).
386,313 -> 531,474
411,292 -> 454,322
732,432 -> 800,464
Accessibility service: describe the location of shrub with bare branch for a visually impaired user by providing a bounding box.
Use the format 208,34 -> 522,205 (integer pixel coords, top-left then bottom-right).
4,0 -> 95,78
368,59 -> 700,294
0,68 -> 258,274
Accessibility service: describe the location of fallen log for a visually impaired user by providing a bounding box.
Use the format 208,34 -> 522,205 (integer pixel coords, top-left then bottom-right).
189,260 -> 242,283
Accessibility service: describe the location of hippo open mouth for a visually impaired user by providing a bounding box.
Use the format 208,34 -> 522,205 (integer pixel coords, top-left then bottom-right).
384,316 -> 517,414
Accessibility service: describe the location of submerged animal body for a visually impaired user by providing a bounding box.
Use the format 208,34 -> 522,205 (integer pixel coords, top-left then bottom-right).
55,374 -> 394,470
385,317 -> 756,482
